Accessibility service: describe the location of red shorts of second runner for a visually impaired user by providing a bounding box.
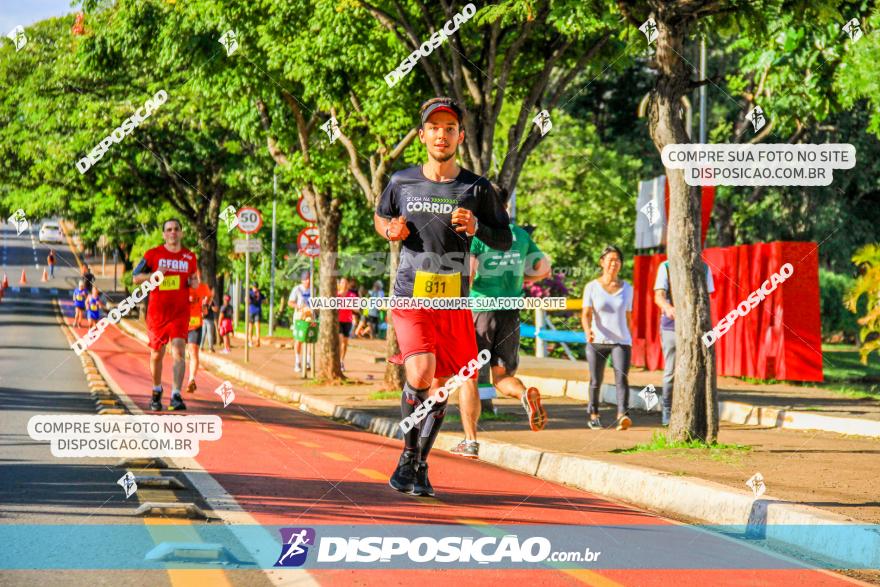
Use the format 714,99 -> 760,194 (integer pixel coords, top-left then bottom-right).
390,308 -> 479,379
146,318 -> 189,350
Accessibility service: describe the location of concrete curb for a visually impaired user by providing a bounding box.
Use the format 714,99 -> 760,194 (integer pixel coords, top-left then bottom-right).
114,317 -> 879,569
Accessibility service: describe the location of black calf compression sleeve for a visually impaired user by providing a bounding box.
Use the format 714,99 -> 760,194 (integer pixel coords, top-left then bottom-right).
401,382 -> 429,452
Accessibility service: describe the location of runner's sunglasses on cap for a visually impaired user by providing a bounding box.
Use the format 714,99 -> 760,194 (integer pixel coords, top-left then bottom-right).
420,100 -> 463,127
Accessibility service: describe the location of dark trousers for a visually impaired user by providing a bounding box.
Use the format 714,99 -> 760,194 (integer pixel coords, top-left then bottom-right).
586,343 -> 631,416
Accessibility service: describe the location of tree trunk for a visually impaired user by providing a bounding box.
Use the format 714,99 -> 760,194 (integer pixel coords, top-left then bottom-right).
648,16 -> 718,443
195,220 -> 219,291
383,240 -> 405,390
313,188 -> 343,382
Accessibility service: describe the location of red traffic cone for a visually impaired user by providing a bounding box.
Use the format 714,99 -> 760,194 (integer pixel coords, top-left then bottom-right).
19,269 -> 27,285
41,268 -> 49,282
1,273 -> 7,289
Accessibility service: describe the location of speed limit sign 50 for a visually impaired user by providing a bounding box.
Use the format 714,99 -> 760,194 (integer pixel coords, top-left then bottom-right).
236,207 -> 263,234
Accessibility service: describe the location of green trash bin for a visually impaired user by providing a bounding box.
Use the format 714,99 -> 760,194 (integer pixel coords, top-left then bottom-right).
294,319 -> 318,343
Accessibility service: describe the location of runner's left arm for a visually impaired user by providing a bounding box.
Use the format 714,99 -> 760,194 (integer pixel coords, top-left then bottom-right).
474,181 -> 512,251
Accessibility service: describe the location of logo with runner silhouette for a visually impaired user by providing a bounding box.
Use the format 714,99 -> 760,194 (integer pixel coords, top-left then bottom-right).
274,527 -> 316,567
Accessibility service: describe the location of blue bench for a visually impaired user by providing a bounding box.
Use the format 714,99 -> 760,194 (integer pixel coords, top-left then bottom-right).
520,323 -> 586,344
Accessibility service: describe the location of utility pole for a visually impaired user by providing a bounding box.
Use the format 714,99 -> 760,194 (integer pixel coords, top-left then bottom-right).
700,37 -> 707,144
269,171 -> 278,336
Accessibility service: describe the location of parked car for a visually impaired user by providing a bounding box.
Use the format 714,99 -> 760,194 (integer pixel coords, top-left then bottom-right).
39,222 -> 64,244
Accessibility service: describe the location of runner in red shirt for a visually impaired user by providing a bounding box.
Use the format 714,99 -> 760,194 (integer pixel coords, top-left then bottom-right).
132,218 -> 199,411
185,281 -> 213,394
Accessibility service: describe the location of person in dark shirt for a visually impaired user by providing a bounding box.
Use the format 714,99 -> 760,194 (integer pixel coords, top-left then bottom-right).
374,96 -> 511,497
248,284 -> 264,347
82,264 -> 95,293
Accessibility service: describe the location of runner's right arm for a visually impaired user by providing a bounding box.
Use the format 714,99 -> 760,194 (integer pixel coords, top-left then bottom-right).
375,176 -> 410,241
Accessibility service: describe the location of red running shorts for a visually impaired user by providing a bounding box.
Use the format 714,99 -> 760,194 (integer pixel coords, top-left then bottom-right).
146,317 -> 189,350
390,308 -> 479,379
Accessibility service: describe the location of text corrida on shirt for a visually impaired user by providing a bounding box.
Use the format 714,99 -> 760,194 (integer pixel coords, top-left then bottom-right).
702,263 -> 794,348
71,271 -> 164,356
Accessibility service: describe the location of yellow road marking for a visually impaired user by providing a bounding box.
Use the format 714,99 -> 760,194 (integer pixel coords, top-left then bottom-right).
278,432 -> 296,439
297,441 -> 320,448
559,569 -> 623,586
457,518 -> 489,525
354,468 -> 387,481
322,451 -> 351,462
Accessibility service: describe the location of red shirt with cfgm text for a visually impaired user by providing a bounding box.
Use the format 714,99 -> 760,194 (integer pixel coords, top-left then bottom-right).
142,245 -> 198,327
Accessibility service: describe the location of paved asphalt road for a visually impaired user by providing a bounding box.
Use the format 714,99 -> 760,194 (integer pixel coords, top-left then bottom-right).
0,221 -> 868,586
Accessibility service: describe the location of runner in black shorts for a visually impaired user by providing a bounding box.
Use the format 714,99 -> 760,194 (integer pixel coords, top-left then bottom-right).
452,209 -> 552,459
375,97 -> 511,496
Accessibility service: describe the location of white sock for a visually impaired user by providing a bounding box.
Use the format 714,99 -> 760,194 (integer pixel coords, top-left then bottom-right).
152,385 -> 162,393
172,390 -> 181,398
465,439 -> 477,445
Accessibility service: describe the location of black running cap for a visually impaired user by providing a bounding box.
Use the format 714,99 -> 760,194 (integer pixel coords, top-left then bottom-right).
421,102 -> 462,126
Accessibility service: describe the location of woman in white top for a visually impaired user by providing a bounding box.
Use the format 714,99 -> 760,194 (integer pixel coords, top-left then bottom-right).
581,245 -> 634,431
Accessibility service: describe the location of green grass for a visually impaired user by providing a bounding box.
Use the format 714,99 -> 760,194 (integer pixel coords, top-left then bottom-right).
444,411 -> 520,423
369,391 -> 401,400
612,431 -> 751,456
234,321 -> 293,339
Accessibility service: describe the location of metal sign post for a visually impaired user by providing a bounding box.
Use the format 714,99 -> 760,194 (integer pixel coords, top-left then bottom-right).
245,232 -> 250,363
269,172 -> 278,336
237,207 -> 263,364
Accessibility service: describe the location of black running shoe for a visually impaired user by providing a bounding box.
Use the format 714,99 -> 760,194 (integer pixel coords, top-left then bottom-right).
411,461 -> 434,497
168,394 -> 187,411
150,391 -> 163,411
389,450 -> 417,493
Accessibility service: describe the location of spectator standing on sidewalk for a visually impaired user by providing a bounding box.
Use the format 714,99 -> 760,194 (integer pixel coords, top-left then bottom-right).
581,245 -> 634,431
337,277 -> 358,371
218,294 -> 234,353
355,285 -> 372,338
46,249 -> 56,279
287,271 -> 312,371
653,259 -> 715,426
367,280 -> 385,338
248,283 -> 264,348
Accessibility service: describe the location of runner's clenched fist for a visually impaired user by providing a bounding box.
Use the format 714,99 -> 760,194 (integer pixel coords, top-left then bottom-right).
451,207 -> 477,236
385,216 -> 410,241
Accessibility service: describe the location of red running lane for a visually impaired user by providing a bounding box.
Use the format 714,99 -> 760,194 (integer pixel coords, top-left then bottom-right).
60,302 -> 862,587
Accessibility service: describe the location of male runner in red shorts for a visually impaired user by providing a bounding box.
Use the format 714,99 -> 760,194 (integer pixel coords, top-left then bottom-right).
133,218 -> 199,411
375,97 -> 511,496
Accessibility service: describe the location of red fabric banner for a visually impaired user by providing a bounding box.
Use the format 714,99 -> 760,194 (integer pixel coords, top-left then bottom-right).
631,242 -> 823,382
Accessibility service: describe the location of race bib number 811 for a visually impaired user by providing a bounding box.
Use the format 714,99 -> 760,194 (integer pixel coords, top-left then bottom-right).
413,271 -> 460,298
159,275 -> 180,291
